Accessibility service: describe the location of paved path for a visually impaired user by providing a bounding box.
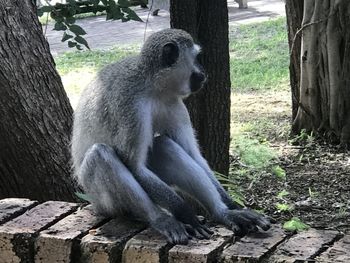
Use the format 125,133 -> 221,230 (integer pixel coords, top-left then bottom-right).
45,0 -> 286,56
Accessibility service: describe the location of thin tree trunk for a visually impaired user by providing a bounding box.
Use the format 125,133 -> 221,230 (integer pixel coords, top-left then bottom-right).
288,0 -> 350,144
0,0 -> 77,201
170,0 -> 231,175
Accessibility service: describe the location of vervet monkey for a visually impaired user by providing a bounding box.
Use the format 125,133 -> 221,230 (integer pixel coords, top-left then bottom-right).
71,28 -> 270,244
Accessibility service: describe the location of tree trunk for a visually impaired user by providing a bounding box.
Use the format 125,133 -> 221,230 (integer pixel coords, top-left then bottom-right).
287,0 -> 350,144
0,0 -> 77,201
285,0 -> 304,120
170,0 -> 231,175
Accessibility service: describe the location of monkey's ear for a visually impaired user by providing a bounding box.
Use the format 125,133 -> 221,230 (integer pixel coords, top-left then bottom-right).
162,42 -> 179,67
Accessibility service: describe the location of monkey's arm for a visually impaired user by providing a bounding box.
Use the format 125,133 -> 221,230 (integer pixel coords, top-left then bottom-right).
166,102 -> 270,235
114,101 -> 212,238
167,102 -> 240,209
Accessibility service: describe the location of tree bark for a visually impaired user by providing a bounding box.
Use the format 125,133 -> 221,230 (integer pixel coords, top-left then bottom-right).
170,0 -> 231,175
285,0 -> 303,120
287,0 -> 350,144
0,0 -> 77,201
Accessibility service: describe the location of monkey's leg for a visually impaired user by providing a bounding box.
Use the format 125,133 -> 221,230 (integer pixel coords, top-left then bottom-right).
148,136 -> 228,219
77,143 -> 190,244
148,136 -> 270,236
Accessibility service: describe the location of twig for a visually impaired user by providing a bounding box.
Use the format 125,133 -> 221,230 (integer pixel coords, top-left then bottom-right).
143,0 -> 153,42
44,12 -> 49,35
290,13 -> 336,58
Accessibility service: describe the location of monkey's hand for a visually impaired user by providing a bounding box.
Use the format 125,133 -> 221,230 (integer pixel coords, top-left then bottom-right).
220,209 -> 271,237
151,214 -> 190,245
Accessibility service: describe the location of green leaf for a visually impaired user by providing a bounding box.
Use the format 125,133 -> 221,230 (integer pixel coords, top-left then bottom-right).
122,7 -> 143,22
61,32 -> 74,42
68,40 -> 77,48
52,15 -> 64,23
101,0 -> 108,5
75,192 -> 91,202
65,16 -> 76,24
54,22 -> 67,31
107,1 -> 123,20
39,6 -> 55,13
75,35 -> 90,49
118,0 -> 130,7
37,9 -> 44,17
69,24 -> 87,35
283,217 -> 309,232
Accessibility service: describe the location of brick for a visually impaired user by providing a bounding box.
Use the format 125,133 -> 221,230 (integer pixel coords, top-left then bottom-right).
269,229 -> 340,262
0,201 -> 78,263
0,198 -> 38,225
122,228 -> 172,263
221,224 -> 287,263
35,205 -> 105,263
316,235 -> 350,263
80,218 -> 145,263
169,226 -> 233,263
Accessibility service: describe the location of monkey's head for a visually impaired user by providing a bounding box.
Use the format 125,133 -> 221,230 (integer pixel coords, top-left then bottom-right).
140,29 -> 207,98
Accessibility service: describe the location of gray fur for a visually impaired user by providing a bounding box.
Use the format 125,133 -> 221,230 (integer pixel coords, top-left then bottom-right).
71,28 -> 270,244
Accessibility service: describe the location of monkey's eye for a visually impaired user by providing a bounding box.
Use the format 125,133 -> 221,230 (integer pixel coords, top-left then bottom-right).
162,42 -> 179,67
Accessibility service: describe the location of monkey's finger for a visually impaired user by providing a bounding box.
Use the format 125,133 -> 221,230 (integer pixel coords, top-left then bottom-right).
200,224 -> 214,235
239,210 -> 271,231
230,221 -> 241,234
197,215 -> 206,224
197,227 -> 212,239
184,224 -> 196,236
193,229 -> 206,239
266,215 -> 277,224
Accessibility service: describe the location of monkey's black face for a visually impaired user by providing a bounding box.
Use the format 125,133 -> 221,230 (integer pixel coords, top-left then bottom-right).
190,69 -> 207,93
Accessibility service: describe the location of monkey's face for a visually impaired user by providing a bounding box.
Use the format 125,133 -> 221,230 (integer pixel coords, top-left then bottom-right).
158,42 -> 207,98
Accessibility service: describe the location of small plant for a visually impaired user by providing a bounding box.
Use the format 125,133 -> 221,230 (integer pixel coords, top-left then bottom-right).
277,189 -> 289,199
276,202 -> 293,212
308,187 -> 319,198
283,217 -> 309,232
272,165 -> 286,180
290,129 -> 315,147
215,171 -> 246,207
335,206 -> 349,219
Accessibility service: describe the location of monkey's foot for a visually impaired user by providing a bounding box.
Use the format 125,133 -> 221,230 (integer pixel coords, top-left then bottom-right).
220,209 -> 271,237
151,214 -> 190,245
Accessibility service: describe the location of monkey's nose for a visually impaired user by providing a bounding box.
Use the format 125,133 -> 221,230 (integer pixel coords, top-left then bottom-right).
197,72 -> 206,83
190,71 -> 206,93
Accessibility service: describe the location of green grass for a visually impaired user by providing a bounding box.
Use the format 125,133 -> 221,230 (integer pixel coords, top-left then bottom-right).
233,135 -> 277,170
229,17 -> 289,91
55,46 -> 138,75
55,17 -> 289,97
55,46 -> 138,106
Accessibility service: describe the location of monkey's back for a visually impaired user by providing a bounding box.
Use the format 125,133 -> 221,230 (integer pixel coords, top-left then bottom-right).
71,56 -> 146,172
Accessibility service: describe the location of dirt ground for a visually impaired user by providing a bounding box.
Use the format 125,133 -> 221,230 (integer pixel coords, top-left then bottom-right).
231,89 -> 350,234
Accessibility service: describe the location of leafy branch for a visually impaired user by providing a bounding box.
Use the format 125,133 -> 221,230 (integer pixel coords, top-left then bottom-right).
37,0 -> 146,50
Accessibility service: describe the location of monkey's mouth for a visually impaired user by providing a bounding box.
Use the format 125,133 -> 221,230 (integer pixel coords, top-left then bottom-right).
190,71 -> 207,93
